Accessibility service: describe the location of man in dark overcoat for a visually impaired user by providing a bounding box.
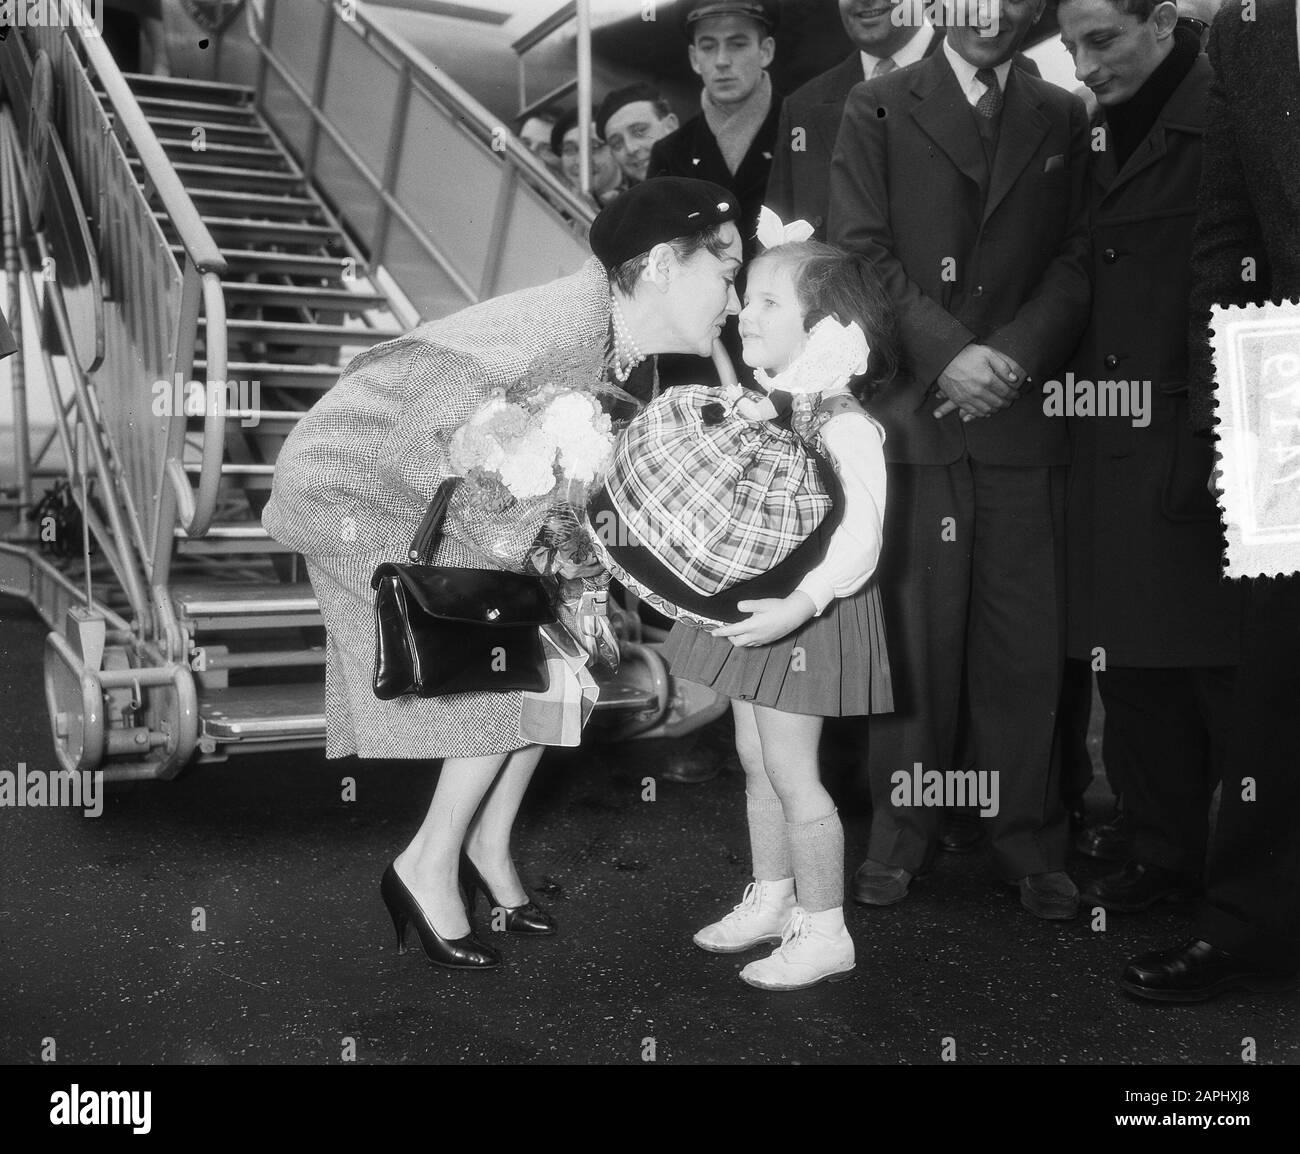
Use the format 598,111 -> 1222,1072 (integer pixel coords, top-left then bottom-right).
648,0 -> 783,261
828,0 -> 1092,919
1122,0 -> 1300,1002
1057,0 -> 1241,914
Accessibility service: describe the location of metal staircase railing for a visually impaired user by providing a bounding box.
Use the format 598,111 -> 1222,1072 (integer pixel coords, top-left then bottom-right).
0,2 -> 713,781
240,0 -> 595,320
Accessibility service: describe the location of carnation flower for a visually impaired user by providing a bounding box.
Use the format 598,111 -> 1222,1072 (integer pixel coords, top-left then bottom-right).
541,392 -> 599,438
498,429 -> 558,500
559,426 -> 615,483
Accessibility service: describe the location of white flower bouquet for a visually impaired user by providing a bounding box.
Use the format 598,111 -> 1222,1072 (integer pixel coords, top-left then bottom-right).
444,375 -> 616,580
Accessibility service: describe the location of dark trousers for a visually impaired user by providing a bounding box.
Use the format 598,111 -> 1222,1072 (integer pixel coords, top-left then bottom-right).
865,457 -> 1069,878
1056,657 -> 1098,805
1196,574 -> 1300,969
1095,665 -> 1235,875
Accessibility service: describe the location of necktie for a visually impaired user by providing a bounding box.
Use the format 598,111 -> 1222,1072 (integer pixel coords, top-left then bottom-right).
872,57 -> 897,79
975,67 -> 1003,119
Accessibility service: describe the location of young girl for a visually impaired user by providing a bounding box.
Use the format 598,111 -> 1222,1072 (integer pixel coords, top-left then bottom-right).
661,236 -> 897,991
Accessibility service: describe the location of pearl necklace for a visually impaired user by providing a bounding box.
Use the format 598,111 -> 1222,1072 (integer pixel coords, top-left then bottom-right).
609,295 -> 646,383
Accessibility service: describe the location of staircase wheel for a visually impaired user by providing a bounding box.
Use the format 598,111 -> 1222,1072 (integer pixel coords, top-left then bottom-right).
42,633 -> 105,774
136,661 -> 200,781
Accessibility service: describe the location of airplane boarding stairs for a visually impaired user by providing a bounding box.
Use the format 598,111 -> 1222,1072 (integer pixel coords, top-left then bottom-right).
0,18 -> 724,784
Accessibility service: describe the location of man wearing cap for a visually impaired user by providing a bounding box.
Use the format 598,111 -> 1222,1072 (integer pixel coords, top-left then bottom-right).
598,84 -> 681,186
828,0 -> 1092,920
648,0 -> 783,260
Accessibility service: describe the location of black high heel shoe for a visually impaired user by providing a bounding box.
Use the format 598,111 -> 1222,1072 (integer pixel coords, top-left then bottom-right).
459,854 -> 557,936
380,863 -> 501,969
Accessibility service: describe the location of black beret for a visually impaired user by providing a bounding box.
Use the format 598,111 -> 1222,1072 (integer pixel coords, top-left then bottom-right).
597,83 -> 670,140
676,0 -> 779,38
589,177 -> 737,270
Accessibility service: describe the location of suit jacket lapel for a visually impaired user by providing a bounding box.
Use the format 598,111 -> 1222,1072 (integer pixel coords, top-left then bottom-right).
1101,54 -> 1210,203
1091,111 -> 1118,193
910,52 -> 987,193
825,52 -> 866,104
983,67 -> 1050,223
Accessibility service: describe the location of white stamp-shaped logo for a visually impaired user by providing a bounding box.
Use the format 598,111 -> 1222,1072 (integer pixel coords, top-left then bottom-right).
1210,298 -> 1300,578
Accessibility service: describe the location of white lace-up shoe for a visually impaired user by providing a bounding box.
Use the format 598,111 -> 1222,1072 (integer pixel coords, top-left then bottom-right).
693,879 -> 797,953
738,907 -> 856,990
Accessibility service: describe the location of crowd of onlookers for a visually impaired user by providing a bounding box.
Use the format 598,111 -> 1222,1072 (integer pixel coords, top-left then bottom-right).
518,82 -> 683,207
511,0 -> 1300,1004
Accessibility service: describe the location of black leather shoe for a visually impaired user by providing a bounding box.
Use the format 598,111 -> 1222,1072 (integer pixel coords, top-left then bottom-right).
460,855 -> 557,935
851,859 -> 915,906
1082,860 -> 1198,913
1122,938 -> 1299,1003
659,754 -> 721,784
939,811 -> 985,853
1074,811 -> 1131,862
1015,871 -> 1080,920
380,863 -> 502,969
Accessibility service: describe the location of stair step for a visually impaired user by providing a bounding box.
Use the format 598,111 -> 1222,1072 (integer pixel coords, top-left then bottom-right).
195,361 -> 342,389
183,409 -> 305,432
141,116 -> 273,145
174,523 -> 285,554
158,213 -> 339,247
135,95 -> 260,125
176,523 -> 268,538
178,247 -> 359,278
184,191 -> 323,220
210,319 -> 402,347
119,73 -> 256,101
172,581 -> 320,631
221,282 -> 389,312
141,160 -> 305,191
182,462 -> 277,475
199,682 -> 325,742
157,139 -> 287,169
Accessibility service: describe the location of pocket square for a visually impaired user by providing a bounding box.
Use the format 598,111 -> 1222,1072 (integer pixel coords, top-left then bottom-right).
1043,154 -> 1065,173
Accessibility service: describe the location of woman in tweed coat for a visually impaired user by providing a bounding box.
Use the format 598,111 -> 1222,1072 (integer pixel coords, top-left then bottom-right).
263,178 -> 743,969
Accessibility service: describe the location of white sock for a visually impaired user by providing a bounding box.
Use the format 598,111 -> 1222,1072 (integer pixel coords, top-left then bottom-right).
808,906 -> 846,933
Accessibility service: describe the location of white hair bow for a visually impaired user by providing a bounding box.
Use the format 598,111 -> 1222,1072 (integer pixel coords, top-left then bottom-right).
756,205 -> 815,251
754,316 -> 871,397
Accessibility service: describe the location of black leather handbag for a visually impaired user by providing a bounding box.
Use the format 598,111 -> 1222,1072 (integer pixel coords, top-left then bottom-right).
370,478 -> 556,700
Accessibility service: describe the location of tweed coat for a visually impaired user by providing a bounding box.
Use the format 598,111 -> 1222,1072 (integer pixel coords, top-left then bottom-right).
1065,51 -> 1240,667
262,258 -> 612,759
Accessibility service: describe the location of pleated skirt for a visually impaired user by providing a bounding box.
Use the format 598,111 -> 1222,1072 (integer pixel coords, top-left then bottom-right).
660,581 -> 894,717
305,548 -> 530,760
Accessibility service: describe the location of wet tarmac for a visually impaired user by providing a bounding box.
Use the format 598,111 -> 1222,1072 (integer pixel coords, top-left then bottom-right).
2,592 -> 1298,1066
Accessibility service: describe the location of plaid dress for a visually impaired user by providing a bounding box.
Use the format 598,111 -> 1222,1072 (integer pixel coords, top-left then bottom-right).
263,260 -> 612,759
662,395 -> 894,717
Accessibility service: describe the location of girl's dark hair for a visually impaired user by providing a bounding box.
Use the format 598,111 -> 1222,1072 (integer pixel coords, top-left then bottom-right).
751,240 -> 898,402
608,223 -> 734,295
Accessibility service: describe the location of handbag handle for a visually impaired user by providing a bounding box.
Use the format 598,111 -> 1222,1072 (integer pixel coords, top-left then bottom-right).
408,477 -> 460,564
